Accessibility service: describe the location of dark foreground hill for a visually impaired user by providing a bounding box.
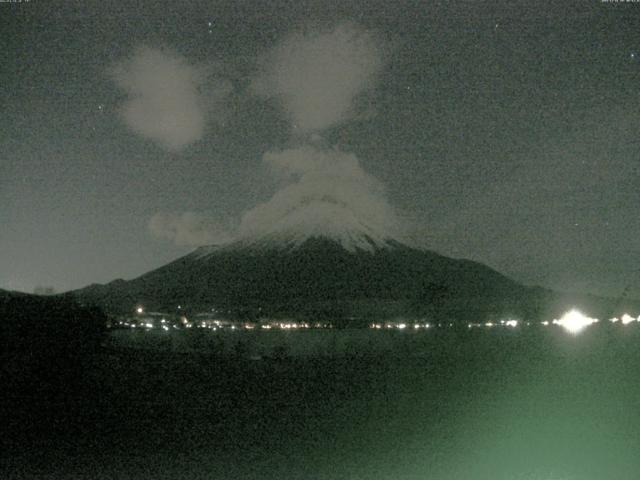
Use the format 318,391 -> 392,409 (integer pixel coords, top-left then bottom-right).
72,237 -> 636,325
1,290 -> 108,451
1,291 -> 106,393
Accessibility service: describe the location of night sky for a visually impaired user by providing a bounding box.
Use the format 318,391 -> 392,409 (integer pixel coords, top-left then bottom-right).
2,0 -> 639,299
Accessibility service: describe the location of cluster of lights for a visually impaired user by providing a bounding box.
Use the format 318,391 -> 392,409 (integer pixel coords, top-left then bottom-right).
550,311 -> 639,334
611,313 -> 639,325
372,311 -> 640,335
121,305 -> 640,336
182,320 -> 328,331
468,320 -> 522,329
120,307 -> 336,331
277,322 -> 308,329
370,323 -> 432,330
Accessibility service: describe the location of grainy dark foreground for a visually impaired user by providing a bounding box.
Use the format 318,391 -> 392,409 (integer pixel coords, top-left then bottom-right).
3,324 -> 640,480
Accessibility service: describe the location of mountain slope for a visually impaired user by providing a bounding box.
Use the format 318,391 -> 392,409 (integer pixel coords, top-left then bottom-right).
73,236 -> 635,325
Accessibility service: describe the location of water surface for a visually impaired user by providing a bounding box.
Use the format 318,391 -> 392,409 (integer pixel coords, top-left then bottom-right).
4,326 -> 639,479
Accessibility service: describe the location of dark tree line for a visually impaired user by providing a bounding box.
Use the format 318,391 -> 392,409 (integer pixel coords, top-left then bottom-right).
0,292 -> 107,447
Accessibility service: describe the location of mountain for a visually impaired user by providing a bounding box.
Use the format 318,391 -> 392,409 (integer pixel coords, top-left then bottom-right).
0,288 -> 29,300
72,234 -> 635,325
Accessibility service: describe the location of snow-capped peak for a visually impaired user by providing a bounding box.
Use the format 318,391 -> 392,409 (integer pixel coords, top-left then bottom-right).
193,203 -> 408,258
235,200 -> 406,253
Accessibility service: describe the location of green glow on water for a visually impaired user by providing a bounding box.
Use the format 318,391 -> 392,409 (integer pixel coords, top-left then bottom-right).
14,324 -> 638,479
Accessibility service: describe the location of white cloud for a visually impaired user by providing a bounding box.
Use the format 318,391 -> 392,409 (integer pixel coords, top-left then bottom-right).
148,212 -> 232,247
238,145 -> 405,250
111,46 -> 219,151
251,23 -> 384,133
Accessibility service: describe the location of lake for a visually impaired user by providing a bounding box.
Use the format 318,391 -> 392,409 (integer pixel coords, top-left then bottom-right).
4,324 -> 640,480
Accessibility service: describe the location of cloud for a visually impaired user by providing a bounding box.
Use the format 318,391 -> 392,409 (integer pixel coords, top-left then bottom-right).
251,23 -> 384,133
237,145 -> 405,250
111,46 -> 226,151
149,212 -> 232,247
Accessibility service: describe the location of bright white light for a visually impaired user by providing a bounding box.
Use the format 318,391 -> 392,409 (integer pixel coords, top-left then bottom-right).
505,320 -> 518,328
485,322 -> 494,327
621,314 -> 636,325
397,323 -> 406,329
541,321 -> 549,326
555,309 -> 598,334
136,307 -> 144,314
610,317 -> 619,323
145,323 -> 153,329
162,325 -> 169,331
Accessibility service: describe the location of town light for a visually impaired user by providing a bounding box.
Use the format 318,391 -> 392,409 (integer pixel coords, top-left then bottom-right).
555,309 -> 597,334
621,314 -> 636,325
